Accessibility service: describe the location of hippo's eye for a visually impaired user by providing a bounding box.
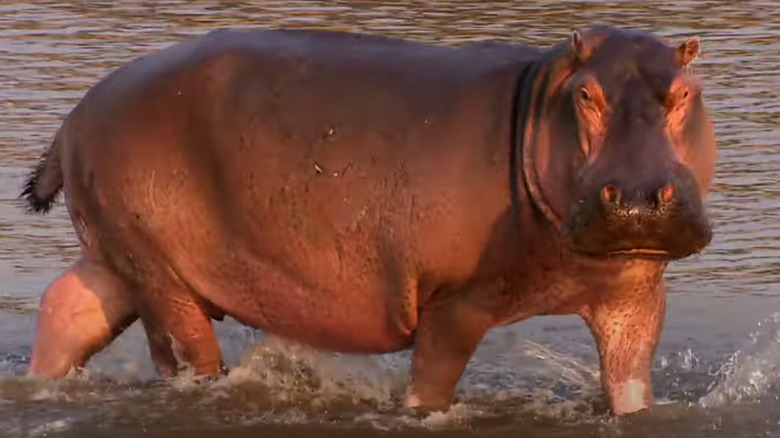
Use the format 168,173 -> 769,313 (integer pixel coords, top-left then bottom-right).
667,86 -> 692,110
579,87 -> 591,101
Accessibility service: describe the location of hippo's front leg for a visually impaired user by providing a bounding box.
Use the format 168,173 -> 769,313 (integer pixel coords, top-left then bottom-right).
580,277 -> 666,415
405,293 -> 495,409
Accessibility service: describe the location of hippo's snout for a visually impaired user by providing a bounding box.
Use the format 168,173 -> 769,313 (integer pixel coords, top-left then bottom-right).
563,172 -> 713,259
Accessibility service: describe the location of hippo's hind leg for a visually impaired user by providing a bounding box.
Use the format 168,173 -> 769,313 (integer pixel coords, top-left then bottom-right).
29,257 -> 137,378
135,273 -> 224,378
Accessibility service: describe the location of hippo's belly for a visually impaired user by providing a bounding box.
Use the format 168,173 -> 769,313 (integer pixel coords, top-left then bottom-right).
171,233 -> 418,354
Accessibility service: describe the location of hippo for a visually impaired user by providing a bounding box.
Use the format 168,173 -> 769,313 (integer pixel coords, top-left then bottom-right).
20,25 -> 716,415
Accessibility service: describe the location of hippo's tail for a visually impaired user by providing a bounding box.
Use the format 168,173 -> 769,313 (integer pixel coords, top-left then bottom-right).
20,127 -> 64,214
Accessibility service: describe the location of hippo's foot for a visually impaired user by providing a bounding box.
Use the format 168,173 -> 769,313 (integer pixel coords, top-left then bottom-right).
580,281 -> 666,415
137,274 -> 224,378
29,257 -> 138,378
404,296 -> 493,410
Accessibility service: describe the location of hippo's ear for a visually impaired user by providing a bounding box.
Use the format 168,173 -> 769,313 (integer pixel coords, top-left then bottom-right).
676,36 -> 700,69
571,30 -> 592,62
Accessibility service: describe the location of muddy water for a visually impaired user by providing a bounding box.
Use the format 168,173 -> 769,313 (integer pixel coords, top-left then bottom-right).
0,1 -> 779,437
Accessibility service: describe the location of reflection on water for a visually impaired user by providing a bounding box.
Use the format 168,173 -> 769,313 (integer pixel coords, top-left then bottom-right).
0,1 -> 779,437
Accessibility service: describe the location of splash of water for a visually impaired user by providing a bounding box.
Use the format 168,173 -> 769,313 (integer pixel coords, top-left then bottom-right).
14,419 -> 71,438
699,313 -> 780,408
0,324 -> 610,431
217,336 -> 409,408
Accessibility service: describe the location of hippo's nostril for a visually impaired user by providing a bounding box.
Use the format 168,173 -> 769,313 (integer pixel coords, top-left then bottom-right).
656,183 -> 675,206
601,184 -> 621,205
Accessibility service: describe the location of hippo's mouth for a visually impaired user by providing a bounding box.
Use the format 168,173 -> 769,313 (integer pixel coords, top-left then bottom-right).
604,248 -> 675,260
563,224 -> 711,261
561,191 -> 712,261
607,248 -> 671,257
568,245 -> 681,261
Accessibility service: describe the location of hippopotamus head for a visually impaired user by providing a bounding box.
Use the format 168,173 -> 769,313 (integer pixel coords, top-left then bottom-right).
522,26 -> 717,259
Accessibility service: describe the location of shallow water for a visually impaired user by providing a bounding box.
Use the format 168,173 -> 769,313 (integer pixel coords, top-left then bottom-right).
0,1 -> 779,437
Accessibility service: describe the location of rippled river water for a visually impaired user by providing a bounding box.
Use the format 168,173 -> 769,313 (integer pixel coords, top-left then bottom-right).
0,1 -> 779,437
